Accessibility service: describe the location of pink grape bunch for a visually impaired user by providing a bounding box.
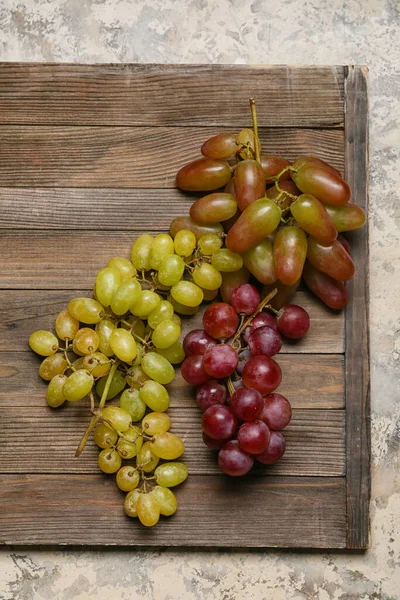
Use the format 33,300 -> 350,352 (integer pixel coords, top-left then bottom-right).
181,283 -> 310,476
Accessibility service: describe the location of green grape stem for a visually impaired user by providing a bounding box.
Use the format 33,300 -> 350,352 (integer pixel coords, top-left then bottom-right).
249,98 -> 261,164
227,377 -> 236,397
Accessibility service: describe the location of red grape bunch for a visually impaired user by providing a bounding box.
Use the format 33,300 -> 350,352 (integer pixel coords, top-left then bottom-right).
181,283 -> 310,476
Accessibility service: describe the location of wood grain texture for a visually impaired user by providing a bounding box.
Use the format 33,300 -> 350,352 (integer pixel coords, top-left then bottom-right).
0,352 -> 345,409
0,407 -> 345,476
0,63 -> 344,128
0,127 -> 344,188
0,290 -> 344,354
0,474 -> 347,548
344,66 -> 371,549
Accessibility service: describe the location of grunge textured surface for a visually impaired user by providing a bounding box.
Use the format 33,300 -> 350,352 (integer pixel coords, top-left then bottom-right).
0,0 -> 399,598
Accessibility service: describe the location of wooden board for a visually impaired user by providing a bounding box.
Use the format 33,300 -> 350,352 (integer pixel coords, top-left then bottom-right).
0,63 -> 369,549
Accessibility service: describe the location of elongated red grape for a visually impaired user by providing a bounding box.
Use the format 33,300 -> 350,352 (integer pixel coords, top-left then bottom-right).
260,155 -> 290,182
226,198 -> 282,253
183,329 -> 216,356
325,203 -> 366,232
201,133 -> 237,159
261,280 -> 300,310
181,355 -> 210,385
290,194 -> 337,244
293,156 -> 342,178
202,344 -> 238,378
291,162 -> 350,205
302,262 -> 349,310
243,355 -> 282,395
220,267 -> 250,303
234,160 -> 266,211
230,284 -> 260,315
277,304 -> 310,339
196,380 -> 227,411
255,431 -> 286,464
229,387 -> 264,421
273,226 -> 307,286
176,158 -> 232,191
307,237 -> 355,281
203,303 -> 239,339
218,440 -> 254,476
242,238 -> 276,285
202,405 -> 237,440
190,193 -> 237,224
170,216 -> 223,241
337,234 -> 351,254
238,420 -> 271,454
260,393 -> 292,430
248,325 -> 282,357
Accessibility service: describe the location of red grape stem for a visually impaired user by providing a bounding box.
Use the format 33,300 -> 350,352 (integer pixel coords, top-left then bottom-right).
249,98 -> 261,164
274,178 -> 298,202
230,288 -> 278,347
227,377 -> 236,397
273,164 -> 298,182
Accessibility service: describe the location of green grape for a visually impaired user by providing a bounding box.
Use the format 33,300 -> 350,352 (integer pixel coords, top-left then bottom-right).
124,489 -> 141,517
237,128 -> 255,158
137,493 -> 160,527
131,234 -> 154,271
117,438 -> 140,459
325,203 -> 366,232
116,466 -> 140,492
102,406 -> 132,432
220,266 -> 250,303
110,328 -> 137,362
130,290 -> 161,318
95,318 -> 116,357
149,233 -> 175,270
110,278 -> 142,316
151,486 -> 178,516
107,257 -> 137,280
46,374 -> 67,408
148,301 -> 174,329
68,298 -> 104,324
170,216 -> 224,241
117,426 -> 143,459
94,423 -> 118,449
120,388 -> 147,421
142,412 -> 171,436
211,249 -> 243,272
137,441 -> 160,472
190,192 -> 237,223
29,330 -> 59,357
125,365 -> 149,389
141,352 -> 175,385
154,462 -> 188,488
197,233 -> 223,255
156,341 -> 185,365
192,263 -> 222,290
39,353 -> 68,381
174,229 -> 196,257
140,380 -> 170,412
74,327 -> 100,355
151,319 -> 180,350
170,281 -> 203,307
157,254 -> 185,287
95,267 -> 122,307
72,357 -> 85,370
226,197 -> 282,254
82,352 -> 110,378
150,432 -> 185,460
96,370 -> 126,400
167,294 -> 199,316
63,370 -> 94,402
55,309 -> 79,341
242,238 -> 277,285
98,448 -> 122,474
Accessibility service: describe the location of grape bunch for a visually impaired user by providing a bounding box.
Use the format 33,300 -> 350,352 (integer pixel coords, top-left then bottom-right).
173,99 -> 365,310
181,283 -> 310,476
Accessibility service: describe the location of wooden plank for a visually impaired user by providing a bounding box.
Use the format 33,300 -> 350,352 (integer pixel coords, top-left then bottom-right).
0,127 -> 344,188
0,474 -> 347,547
0,352 -> 345,409
344,66 -> 370,549
0,290 -> 344,354
0,63 -> 344,128
0,407 -> 345,477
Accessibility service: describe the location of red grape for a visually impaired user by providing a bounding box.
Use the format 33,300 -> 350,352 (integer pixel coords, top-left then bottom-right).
201,133 -> 237,159
243,312 -> 278,344
307,237 -> 355,281
261,155 -> 290,182
230,284 -> 260,315
290,194 -> 337,244
237,420 -> 271,454
202,405 -> 237,440
181,355 -> 210,385
277,304 -> 310,339
202,431 -> 232,450
234,159 -> 266,211
302,262 -> 349,310
176,157 -> 232,192
183,329 -> 216,356
196,380 -> 227,411
202,344 -> 238,378
242,355 -> 282,395
203,302 -> 239,339
236,348 -> 252,376
255,431 -> 286,464
220,267 -> 250,304
190,192 -> 237,224
226,198 -> 282,254
260,393 -> 292,430
291,161 -> 351,205
325,203 -> 366,232
337,234 -> 351,255
242,238 -> 276,285
273,226 -> 307,286
248,325 -> 282,357
218,440 -> 254,476
229,387 -> 264,422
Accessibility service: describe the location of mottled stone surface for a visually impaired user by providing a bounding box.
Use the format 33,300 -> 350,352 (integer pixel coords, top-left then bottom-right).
0,0 -> 399,598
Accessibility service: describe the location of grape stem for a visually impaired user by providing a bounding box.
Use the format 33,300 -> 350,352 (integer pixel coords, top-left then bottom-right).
229,288 -> 278,347
274,179 -> 298,202
249,98 -> 261,164
227,377 -> 236,397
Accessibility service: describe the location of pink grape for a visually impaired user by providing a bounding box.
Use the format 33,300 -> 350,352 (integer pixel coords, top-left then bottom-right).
236,348 -> 252,376
202,405 -> 237,440
248,325 -> 282,357
277,304 -> 310,339
202,431 -> 231,450
183,329 -> 216,356
242,355 -> 282,395
196,380 -> 227,411
202,344 -> 238,378
181,355 -> 210,385
230,284 -> 260,315
218,440 -> 254,476
202,303 -> 239,339
255,431 -> 286,464
229,387 -> 264,422
260,393 -> 292,430
237,420 -> 271,454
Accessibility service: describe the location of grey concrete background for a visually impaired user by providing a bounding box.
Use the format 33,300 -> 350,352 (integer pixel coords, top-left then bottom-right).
0,0 -> 399,598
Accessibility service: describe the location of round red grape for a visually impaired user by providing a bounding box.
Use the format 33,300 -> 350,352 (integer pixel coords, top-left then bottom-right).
242,311 -> 278,343
229,387 -> 264,422
183,329 -> 216,356
255,431 -> 286,464
202,302 -> 239,339
218,440 -> 254,476
248,325 -> 282,357
230,284 -> 260,315
203,344 -> 238,378
202,405 -> 237,440
260,393 -> 292,430
236,348 -> 252,376
277,304 -> 310,339
181,355 -> 210,385
242,355 -> 282,395
196,380 -> 227,411
237,420 -> 270,454
202,431 -> 232,450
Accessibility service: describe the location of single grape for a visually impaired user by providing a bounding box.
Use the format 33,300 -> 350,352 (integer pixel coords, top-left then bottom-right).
141,352 -> 175,385
137,493 -> 160,527
234,159 -> 266,211
203,344 -> 238,379
110,328 -> 137,362
197,233 -> 223,255
211,249 -> 243,272
325,203 -> 366,232
291,161 -> 350,205
29,330 -> 59,357
151,319 -> 180,349
176,157 -> 231,191
277,304 -> 310,339
102,406 -> 132,432
131,234 -> 154,271
230,284 -> 260,315
248,325 -> 282,357
260,393 -> 292,430
137,441 -> 160,472
55,309 -> 79,341
95,318 -> 116,357
171,281 -> 203,307
255,431 -> 286,464
190,192 -> 237,223
74,327 -> 100,355
152,485 -> 178,516
95,267 -> 122,307
168,294 -> 199,316
307,237 -> 355,281
261,154 -> 291,182
220,267 -> 250,304
119,388 -> 147,421
229,387 -> 264,421
237,128 -> 255,157
142,412 -> 171,436
236,348 -> 252,376
192,263 -> 222,290
273,226 -> 308,286
181,355 -> 210,385
202,405 -> 237,440
183,329 -> 216,356
82,352 -> 110,378
148,301 -> 174,329
242,312 -> 278,344
226,198 -> 282,254
149,233 -> 175,270
122,425 -> 143,452
96,370 -> 126,400
116,466 -> 140,492
154,462 -> 188,488
140,380 -> 170,412
242,238 -> 276,285
196,380 -> 227,411
63,370 -> 94,402
124,489 -> 141,517
98,448 -> 122,474
68,298 -> 104,325
39,353 -> 68,381
218,440 -> 254,476
237,420 -> 270,454
126,365 -> 150,388
107,256 -> 137,280
202,302 -> 239,339
117,437 -> 140,459
158,254 -> 186,287
174,229 -> 197,257
130,290 -> 161,318
93,422 -> 118,449
290,194 -> 337,244
150,432 -> 185,460
46,374 -> 67,408
202,432 -> 232,450
201,133 -> 238,159
156,341 -> 185,365
111,278 -> 142,316
302,262 -> 349,310
72,357 -> 84,370
242,355 -> 282,395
